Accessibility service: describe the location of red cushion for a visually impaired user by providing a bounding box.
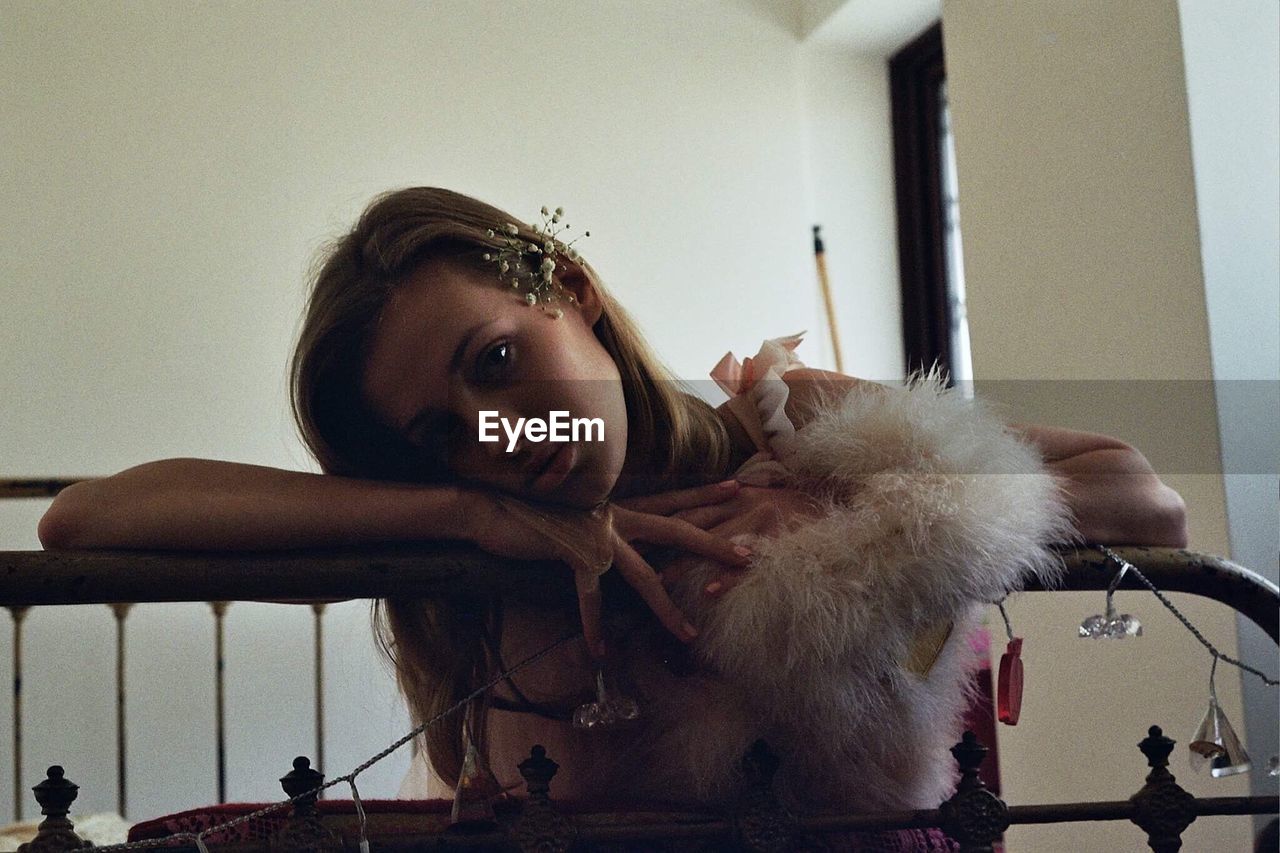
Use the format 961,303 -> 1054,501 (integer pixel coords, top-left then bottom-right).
128,799 -> 452,844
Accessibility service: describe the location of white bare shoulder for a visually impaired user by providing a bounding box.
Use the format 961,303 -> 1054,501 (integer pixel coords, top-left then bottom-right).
781,368 -> 884,428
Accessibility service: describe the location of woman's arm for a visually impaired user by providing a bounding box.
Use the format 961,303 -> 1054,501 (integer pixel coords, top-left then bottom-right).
779,367 -> 1188,548
39,459 -> 749,653
1005,423 -> 1188,547
37,458 -> 484,551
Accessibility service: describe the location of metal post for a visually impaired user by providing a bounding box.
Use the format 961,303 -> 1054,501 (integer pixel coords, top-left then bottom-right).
9,606 -> 30,822
109,603 -> 133,818
311,602 -> 327,797
209,601 -> 230,804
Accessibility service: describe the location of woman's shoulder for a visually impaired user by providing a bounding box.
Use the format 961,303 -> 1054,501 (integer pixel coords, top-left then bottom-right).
778,367 -> 886,429
710,366 -> 865,447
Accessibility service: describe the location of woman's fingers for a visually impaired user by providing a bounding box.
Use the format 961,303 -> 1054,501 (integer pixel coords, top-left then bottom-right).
640,511 -> 754,569
612,538 -> 700,643
668,503 -> 739,530
613,505 -> 752,566
660,553 -> 750,594
614,479 -> 740,515
702,571 -> 747,598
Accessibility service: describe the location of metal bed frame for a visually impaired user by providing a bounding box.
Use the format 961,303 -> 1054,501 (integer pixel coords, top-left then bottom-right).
2,480 -> 1277,852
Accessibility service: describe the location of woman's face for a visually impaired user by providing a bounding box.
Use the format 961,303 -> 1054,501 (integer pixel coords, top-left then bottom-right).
361,257 -> 629,508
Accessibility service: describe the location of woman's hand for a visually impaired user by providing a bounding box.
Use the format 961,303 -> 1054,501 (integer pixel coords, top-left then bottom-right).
463,482 -> 752,658
622,482 -> 827,598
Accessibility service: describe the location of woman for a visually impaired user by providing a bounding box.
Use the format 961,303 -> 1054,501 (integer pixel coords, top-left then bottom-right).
39,187 -> 1187,808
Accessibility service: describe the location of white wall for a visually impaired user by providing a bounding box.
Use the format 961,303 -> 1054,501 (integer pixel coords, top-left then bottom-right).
797,46 -> 905,379
796,0 -> 943,378
1177,0 -> 1280,828
1,0 -> 905,824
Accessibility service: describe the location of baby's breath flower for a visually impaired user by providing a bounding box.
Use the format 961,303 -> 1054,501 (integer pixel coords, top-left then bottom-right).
482,204 -> 589,319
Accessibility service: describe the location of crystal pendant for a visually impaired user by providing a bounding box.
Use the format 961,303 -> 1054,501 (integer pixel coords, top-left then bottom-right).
1077,611 -> 1143,638
1267,755 -> 1278,777
1079,557 -> 1142,638
572,667 -> 641,730
1189,695 -> 1251,778
450,741 -> 503,826
996,637 -> 1024,726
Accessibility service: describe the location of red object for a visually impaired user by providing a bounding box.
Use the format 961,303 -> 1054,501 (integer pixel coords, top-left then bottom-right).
963,659 -> 1002,797
128,798 -> 958,849
996,638 -> 1024,726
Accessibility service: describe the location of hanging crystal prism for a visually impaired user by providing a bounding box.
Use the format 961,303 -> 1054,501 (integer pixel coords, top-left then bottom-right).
1267,755 -> 1278,777
450,740 -> 503,826
1189,656 -> 1251,778
1079,553 -> 1142,638
572,665 -> 641,730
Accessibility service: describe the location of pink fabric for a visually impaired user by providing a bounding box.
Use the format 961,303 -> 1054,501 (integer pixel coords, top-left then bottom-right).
709,330 -> 808,486
130,799 -> 958,850
969,625 -> 992,655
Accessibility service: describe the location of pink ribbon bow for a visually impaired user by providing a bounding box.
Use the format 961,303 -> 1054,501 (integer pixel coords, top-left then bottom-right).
710,331 -> 807,397
709,331 -> 808,486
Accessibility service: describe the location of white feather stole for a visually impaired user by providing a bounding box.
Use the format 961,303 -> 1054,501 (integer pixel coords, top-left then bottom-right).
601,373 -> 1076,812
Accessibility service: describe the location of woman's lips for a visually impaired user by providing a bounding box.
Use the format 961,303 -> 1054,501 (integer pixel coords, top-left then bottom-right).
532,444 -> 575,492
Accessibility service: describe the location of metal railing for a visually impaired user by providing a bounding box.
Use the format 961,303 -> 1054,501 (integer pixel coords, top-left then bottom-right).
2,475 -> 1276,851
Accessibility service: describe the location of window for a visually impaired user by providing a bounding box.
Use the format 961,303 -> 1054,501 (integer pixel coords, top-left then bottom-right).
889,22 -> 974,390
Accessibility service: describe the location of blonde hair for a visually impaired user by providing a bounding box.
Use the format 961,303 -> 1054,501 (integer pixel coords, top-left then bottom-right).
289,187 -> 737,785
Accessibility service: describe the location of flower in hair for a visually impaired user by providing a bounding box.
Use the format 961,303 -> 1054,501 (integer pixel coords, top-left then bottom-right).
484,206 -> 589,319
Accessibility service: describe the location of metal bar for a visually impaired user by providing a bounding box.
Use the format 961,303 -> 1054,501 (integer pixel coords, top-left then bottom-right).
2,547 -> 1274,642
8,606 -> 29,821
109,602 -> 133,818
0,478 -> 89,499
209,601 -> 230,804
311,601 -> 326,794
1030,546 -> 1278,642
0,542 -> 556,606
133,795 -> 1279,850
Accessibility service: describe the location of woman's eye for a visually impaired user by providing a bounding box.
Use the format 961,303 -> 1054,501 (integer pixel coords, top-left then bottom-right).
475,340 -> 516,382
411,340 -> 517,452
